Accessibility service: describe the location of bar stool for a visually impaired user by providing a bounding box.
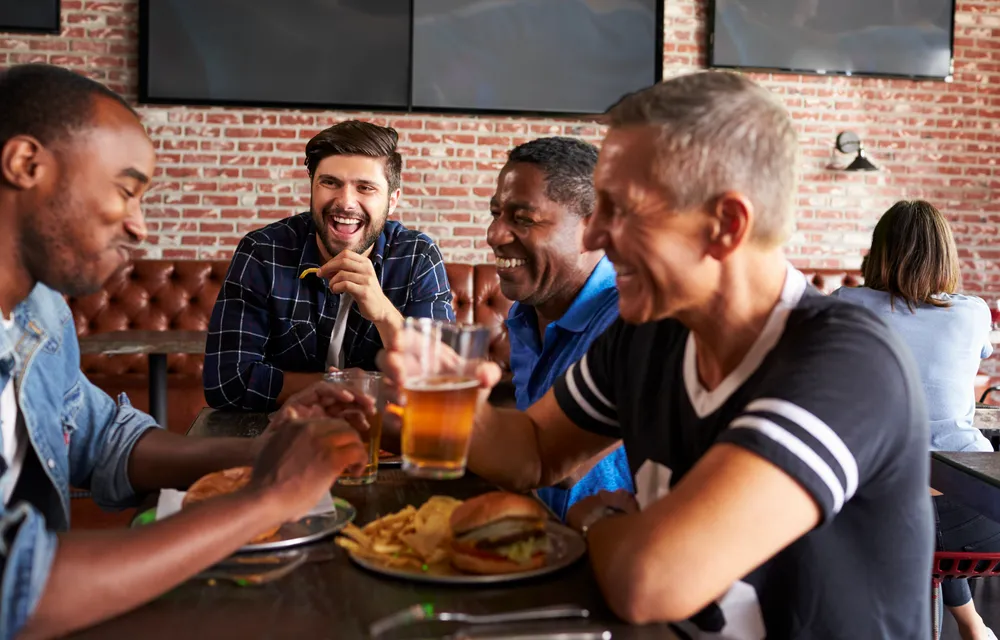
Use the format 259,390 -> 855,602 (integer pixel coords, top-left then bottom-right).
932,551 -> 1000,639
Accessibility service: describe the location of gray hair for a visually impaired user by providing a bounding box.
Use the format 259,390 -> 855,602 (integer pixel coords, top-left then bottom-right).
605,71 -> 798,246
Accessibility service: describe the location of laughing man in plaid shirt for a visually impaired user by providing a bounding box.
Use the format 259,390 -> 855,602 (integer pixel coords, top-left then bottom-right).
204,121 -> 455,411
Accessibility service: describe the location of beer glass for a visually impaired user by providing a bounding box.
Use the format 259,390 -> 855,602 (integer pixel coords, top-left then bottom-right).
325,370 -> 384,485
398,318 -> 490,479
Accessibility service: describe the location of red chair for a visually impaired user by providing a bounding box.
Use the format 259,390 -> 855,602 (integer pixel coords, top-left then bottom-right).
932,552 -> 1000,639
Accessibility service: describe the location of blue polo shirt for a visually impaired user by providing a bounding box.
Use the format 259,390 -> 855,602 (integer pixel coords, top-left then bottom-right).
506,257 -> 634,520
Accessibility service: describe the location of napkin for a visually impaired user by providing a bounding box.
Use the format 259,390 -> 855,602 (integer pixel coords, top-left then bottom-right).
155,489 -> 337,521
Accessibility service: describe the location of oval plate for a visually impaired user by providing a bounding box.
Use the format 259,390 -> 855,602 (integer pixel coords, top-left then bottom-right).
132,497 -> 357,554
241,498 -> 356,552
346,521 -> 585,585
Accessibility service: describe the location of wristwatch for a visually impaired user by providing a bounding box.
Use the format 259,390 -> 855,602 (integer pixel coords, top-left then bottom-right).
579,504 -> 626,539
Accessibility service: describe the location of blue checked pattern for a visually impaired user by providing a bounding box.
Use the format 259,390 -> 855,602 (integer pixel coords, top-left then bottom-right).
204,213 -> 455,411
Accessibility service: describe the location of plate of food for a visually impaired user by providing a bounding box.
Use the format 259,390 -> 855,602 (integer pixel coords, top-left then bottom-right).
336,492 -> 586,584
145,467 -> 358,553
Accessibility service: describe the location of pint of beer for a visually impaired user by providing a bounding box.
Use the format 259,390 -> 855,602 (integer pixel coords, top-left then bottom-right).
398,319 -> 490,479
325,370 -> 384,485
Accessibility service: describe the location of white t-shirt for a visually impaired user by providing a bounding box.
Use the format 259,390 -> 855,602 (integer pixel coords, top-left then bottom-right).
1,313 -> 27,505
325,294 -> 353,370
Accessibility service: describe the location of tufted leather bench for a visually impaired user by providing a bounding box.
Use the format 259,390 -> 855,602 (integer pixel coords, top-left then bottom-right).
66,260 -> 859,434
67,261 -> 514,434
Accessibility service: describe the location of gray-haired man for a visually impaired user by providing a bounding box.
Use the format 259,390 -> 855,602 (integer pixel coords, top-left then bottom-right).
381,71 -> 932,638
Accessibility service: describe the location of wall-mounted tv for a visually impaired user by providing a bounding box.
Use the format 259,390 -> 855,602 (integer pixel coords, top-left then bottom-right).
0,1 -> 60,34
709,0 -> 955,80
410,0 -> 662,115
139,0 -> 411,110
140,0 -> 663,116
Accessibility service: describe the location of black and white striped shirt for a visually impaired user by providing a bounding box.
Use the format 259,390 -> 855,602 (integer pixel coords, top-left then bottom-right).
553,266 -> 932,639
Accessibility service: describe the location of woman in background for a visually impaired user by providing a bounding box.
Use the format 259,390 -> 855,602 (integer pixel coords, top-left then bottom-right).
833,200 -> 997,640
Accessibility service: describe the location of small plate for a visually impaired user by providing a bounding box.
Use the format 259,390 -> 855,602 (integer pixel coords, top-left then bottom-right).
345,522 -> 586,585
241,498 -> 356,552
133,497 -> 357,554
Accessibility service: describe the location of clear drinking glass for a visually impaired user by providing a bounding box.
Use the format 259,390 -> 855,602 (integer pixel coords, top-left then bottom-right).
397,318 -> 490,479
324,370 -> 384,485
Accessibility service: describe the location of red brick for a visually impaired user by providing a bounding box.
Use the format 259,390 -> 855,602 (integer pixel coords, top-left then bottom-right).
206,113 -> 241,125
261,128 -> 297,139
199,222 -> 235,234
225,128 -> 260,138
280,114 -> 316,126
203,195 -> 238,206
162,249 -> 197,259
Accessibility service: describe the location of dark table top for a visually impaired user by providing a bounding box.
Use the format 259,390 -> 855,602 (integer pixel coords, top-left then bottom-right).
78,330 -> 207,356
73,411 -> 673,640
931,451 -> 1000,523
189,407 -> 269,438
933,452 -> 1000,488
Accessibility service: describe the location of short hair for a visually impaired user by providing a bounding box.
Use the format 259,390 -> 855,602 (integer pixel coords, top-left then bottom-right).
862,200 -> 960,312
0,63 -> 137,153
304,120 -> 402,192
506,137 -> 599,218
605,71 -> 799,246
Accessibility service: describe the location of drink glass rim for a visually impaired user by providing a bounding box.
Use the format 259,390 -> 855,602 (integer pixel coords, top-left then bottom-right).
402,317 -> 490,333
325,370 -> 384,380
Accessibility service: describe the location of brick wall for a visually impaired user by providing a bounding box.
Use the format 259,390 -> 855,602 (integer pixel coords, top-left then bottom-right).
1,2 -> 998,302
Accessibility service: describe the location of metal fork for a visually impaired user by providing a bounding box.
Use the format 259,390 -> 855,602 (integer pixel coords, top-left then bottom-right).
370,604 -> 590,637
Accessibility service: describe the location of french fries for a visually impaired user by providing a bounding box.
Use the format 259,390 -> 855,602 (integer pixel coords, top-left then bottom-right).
298,267 -> 320,280
336,496 -> 462,573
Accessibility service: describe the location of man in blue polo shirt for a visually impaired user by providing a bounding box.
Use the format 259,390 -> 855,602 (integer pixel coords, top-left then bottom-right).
487,137 -> 632,520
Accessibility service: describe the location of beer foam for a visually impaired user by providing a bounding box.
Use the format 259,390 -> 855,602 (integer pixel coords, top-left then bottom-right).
404,377 -> 479,392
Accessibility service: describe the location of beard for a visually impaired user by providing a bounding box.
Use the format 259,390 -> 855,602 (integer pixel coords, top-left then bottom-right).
20,188 -> 112,298
313,200 -> 389,258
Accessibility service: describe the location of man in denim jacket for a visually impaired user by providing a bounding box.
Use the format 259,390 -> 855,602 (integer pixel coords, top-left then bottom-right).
0,64 -> 369,639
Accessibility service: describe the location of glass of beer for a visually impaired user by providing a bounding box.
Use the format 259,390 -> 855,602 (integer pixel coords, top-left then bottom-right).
325,370 -> 384,485
398,318 -> 490,479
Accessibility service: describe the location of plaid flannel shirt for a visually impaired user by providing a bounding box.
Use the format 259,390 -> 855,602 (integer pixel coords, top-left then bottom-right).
204,213 -> 454,411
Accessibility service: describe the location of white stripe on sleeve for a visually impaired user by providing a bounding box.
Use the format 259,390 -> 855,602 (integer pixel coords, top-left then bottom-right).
579,354 -> 614,409
729,415 -> 845,514
745,398 -> 859,501
566,362 -> 618,427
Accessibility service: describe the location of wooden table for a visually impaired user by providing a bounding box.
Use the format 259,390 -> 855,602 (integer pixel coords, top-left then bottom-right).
78,330 -> 207,427
72,411 -> 674,640
931,451 -> 1000,523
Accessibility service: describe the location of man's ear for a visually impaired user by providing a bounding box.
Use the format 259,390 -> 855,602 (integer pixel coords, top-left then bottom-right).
705,191 -> 753,261
1,135 -> 48,190
387,188 -> 402,216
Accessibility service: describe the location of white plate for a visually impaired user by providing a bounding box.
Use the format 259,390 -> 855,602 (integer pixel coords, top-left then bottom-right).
240,498 -> 356,552
346,522 -> 586,585
151,490 -> 354,553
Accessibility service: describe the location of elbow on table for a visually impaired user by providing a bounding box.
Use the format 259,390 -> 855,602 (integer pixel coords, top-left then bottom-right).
203,387 -> 238,411
605,562 -> 713,626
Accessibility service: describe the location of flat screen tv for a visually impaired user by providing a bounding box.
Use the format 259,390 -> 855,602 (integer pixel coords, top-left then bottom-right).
411,0 -> 662,115
709,0 -> 955,80
139,0 -> 411,109
0,0 -> 60,34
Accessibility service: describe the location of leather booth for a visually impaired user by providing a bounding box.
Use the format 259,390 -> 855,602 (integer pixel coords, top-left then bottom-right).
67,260 -> 860,434
67,261 -> 515,434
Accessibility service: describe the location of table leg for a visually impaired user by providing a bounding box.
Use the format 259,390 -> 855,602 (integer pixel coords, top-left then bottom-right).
148,353 -> 168,427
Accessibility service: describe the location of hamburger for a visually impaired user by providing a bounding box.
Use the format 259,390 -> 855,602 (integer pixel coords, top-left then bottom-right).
449,492 -> 550,575
182,467 -> 281,543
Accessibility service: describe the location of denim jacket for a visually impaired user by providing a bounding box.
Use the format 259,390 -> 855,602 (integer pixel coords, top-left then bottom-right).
0,283 -> 158,640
